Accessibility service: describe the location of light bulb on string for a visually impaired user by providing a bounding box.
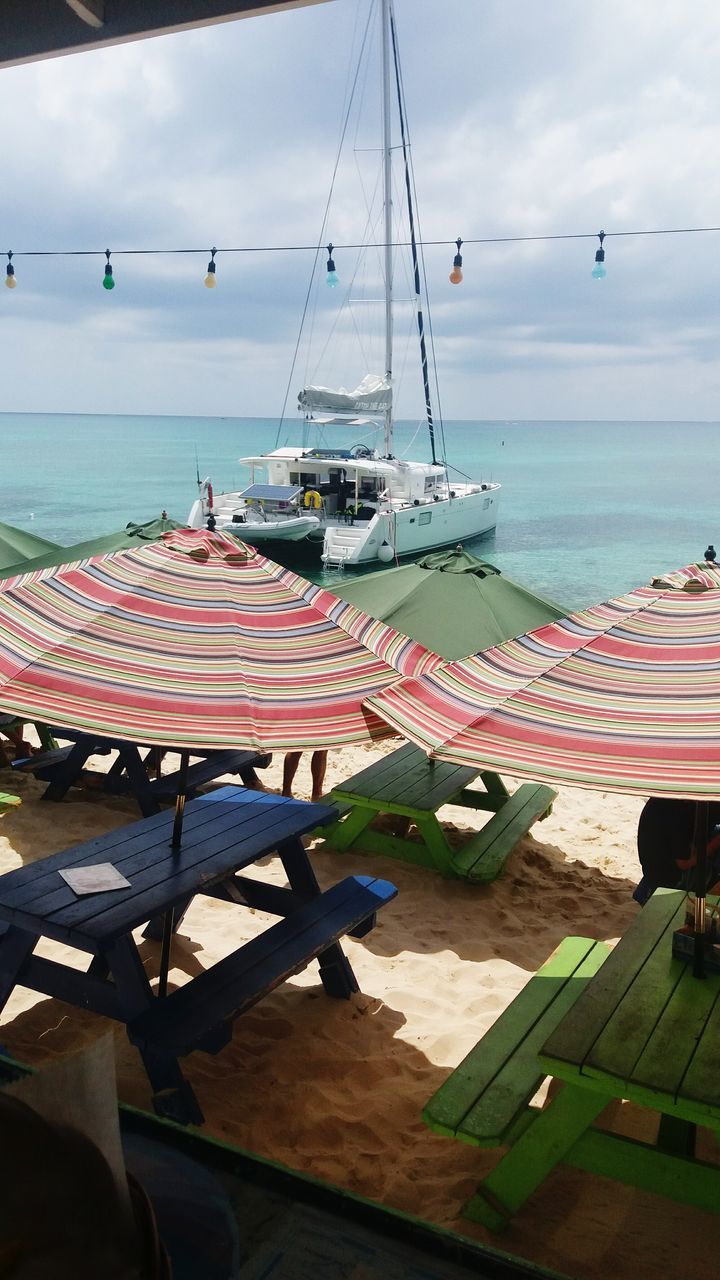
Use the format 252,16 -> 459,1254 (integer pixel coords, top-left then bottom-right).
449,237 -> 463,285
5,251 -> 16,289
591,230 -> 607,279
326,243 -> 339,287
102,249 -> 115,290
204,247 -> 217,288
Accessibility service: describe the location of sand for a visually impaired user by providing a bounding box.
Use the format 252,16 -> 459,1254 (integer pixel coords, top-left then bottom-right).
0,740 -> 716,1280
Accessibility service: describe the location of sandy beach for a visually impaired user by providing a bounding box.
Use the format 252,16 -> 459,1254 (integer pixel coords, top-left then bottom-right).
1,740 -> 717,1280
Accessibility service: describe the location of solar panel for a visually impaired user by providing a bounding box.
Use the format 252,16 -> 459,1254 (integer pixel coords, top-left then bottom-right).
240,485 -> 304,501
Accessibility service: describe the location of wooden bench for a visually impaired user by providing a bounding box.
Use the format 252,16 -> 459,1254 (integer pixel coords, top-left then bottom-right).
129,874 -> 396,1060
13,735 -> 272,818
144,749 -> 272,802
423,935 -> 610,1229
12,745 -> 77,780
449,783 -> 556,883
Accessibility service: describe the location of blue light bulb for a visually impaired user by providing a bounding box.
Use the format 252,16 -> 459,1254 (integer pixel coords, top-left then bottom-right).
325,243 -> 338,287
591,260 -> 607,280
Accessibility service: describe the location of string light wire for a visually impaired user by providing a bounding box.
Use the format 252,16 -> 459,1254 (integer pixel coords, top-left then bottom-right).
4,223 -> 720,261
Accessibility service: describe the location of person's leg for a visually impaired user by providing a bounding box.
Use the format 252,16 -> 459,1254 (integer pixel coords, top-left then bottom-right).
310,750 -> 328,802
282,752 -> 302,797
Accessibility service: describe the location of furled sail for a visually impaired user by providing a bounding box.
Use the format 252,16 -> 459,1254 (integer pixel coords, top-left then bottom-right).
298,373 -> 392,414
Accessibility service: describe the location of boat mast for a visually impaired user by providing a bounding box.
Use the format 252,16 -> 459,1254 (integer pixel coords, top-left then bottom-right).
382,0 -> 394,457
387,0 -> 439,466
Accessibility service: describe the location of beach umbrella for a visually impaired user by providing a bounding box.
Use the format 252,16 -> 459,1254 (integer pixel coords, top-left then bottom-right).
328,546 -> 567,661
0,514 -> 183,579
0,525 -> 442,993
366,568 -> 720,975
0,527 -> 438,751
0,522 -> 61,573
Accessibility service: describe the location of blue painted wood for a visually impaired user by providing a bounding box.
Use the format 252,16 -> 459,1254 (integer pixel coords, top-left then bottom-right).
12,728 -> 271,817
129,875 -> 397,1055
0,788 -> 339,943
0,787 -> 389,1125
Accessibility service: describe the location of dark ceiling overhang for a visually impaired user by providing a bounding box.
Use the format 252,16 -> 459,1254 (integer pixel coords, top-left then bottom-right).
0,1 -> 327,70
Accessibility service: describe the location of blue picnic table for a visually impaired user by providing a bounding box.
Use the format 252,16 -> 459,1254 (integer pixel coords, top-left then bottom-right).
0,785 -> 397,1125
12,726 -> 272,817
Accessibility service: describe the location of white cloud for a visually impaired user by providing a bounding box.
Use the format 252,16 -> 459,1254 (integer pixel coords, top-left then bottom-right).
1,0 -> 720,419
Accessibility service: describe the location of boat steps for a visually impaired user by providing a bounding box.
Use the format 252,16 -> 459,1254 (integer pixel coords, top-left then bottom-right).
322,525 -> 369,566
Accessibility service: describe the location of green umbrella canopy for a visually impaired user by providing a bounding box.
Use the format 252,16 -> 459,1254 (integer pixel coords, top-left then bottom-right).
0,522 -> 61,572
331,547 -> 568,660
0,515 -> 185,579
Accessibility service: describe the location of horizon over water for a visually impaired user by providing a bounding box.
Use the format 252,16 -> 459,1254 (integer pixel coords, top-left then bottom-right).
2,410 -> 717,612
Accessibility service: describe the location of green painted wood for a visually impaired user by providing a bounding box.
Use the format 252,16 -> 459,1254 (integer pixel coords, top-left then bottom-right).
423,937 -> 609,1146
0,793 -> 21,811
479,771 -> 510,800
540,889 -> 684,1076
677,958 -> 720,1124
331,742 -> 479,813
582,898 -> 687,1086
449,785 -> 557,883
629,957 -> 719,1103
566,1126 -> 720,1215
463,1083 -> 607,1231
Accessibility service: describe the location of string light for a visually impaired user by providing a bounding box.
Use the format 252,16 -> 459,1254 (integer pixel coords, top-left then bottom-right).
591,230 -> 607,279
326,242 -> 339,287
204,247 -> 217,288
449,237 -> 463,285
4,223 -> 720,291
102,248 -> 115,290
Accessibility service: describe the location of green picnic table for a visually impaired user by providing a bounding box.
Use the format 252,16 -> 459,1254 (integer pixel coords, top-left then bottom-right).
424,888 -> 720,1229
320,741 -> 556,882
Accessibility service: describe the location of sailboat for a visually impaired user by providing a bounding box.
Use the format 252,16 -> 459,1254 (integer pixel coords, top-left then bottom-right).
188,0 -> 501,566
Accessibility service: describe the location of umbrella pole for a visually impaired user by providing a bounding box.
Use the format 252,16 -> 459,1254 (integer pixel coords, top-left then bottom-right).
171,750 -> 190,851
161,750 -> 190,997
158,907 -> 175,999
692,801 -> 709,979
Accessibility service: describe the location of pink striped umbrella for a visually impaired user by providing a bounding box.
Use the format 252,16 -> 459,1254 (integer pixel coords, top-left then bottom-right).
0,528 -> 440,751
366,565 -> 720,971
365,572 -> 720,798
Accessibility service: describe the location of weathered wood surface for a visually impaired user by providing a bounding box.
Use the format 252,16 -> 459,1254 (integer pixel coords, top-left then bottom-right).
324,742 -> 556,881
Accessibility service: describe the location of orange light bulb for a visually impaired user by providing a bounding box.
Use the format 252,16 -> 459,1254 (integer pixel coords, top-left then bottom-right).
449,265 -> 463,285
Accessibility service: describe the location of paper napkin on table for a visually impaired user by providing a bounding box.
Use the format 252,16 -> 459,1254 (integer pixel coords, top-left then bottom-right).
59,863 -> 131,894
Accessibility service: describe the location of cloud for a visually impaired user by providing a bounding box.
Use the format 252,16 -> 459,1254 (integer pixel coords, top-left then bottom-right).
1,0 -> 720,419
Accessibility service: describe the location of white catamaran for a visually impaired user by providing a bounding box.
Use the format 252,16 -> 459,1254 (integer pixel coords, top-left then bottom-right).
188,0 -> 500,566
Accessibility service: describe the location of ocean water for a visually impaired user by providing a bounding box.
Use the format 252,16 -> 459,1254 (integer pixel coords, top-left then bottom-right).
2,411 -> 717,612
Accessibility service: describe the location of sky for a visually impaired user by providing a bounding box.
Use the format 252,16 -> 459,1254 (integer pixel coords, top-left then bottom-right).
2,0 -> 720,422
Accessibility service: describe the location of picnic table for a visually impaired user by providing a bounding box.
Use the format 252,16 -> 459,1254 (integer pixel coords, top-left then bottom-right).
424,888 -> 720,1228
320,741 -> 556,881
12,726 -> 271,817
0,785 -> 397,1125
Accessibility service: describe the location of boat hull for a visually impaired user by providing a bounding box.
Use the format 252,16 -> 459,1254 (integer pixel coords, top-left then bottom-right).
321,486 -> 500,566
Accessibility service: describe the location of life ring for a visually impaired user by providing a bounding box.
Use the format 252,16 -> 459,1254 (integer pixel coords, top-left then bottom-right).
304,489 -> 322,509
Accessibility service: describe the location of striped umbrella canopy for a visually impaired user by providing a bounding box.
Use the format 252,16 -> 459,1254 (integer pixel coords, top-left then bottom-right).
365,571 -> 720,799
0,528 -> 440,751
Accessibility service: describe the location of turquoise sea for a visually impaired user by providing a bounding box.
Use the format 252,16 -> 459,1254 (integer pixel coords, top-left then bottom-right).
2,412 -> 716,612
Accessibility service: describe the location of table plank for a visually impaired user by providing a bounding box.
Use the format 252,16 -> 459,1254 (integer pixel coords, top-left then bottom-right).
333,742 -> 479,812
539,889 -> 683,1078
